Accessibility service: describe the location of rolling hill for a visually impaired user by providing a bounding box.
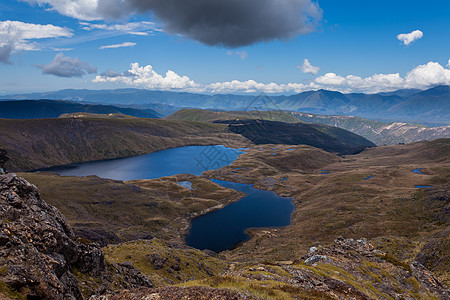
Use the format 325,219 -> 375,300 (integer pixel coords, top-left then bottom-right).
165,109 -> 300,123
0,117 -> 249,171
0,99 -> 161,119
218,119 -> 375,154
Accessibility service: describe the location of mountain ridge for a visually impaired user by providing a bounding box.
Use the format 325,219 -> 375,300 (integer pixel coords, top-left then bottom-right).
2,85 -> 449,124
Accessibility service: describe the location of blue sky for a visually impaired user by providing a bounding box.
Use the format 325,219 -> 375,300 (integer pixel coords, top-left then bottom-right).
1,0 -> 449,95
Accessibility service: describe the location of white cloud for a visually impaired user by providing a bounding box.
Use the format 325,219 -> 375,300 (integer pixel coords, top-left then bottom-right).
93,63 -> 202,92
92,63 -> 313,93
99,42 -> 136,49
0,20 -> 72,40
93,61 -> 450,94
37,53 -> 97,77
315,73 -> 346,86
0,20 -> 72,63
405,61 -> 450,88
397,30 -> 423,46
447,59 -> 450,68
227,50 -> 247,60
314,73 -> 405,93
24,0 -> 101,21
79,21 -> 160,36
298,59 -> 320,75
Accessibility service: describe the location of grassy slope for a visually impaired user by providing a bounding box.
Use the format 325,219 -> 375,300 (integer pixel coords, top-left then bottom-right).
204,140 -> 450,284
18,173 -> 244,246
165,109 -> 301,123
0,117 -> 249,171
103,239 -> 229,287
16,139 -> 449,297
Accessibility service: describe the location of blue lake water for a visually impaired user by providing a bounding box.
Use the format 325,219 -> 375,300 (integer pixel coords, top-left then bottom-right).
412,168 -> 424,174
41,145 -> 295,252
178,181 -> 194,190
185,179 -> 294,252
40,145 -> 242,180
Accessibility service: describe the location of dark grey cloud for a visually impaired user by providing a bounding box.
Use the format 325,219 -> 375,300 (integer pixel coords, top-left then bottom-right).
37,53 -> 97,78
98,0 -> 322,47
26,0 -> 322,47
0,44 -> 13,64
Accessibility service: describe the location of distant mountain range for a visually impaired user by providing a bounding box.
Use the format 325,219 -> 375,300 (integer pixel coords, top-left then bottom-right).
1,85 -> 449,125
290,112 -> 450,146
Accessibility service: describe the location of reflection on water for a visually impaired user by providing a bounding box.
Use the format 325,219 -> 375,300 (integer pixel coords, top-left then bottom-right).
185,179 -> 294,252
39,145 -> 242,180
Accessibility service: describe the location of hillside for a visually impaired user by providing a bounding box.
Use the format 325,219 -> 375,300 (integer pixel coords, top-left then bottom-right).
0,117 -> 249,171
8,139 -> 449,299
167,109 -> 377,153
291,112 -> 450,145
167,108 -> 450,146
203,139 -> 450,284
216,119 -> 375,154
3,85 -> 449,124
0,173 -> 154,299
0,99 -> 160,119
0,111 -> 377,171
165,109 -> 300,123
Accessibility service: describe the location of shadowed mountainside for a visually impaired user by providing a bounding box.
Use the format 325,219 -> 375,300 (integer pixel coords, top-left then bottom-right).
0,100 -> 161,119
219,119 -> 376,154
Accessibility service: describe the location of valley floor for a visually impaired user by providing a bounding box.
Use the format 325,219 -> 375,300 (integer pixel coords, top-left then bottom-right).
9,139 -> 450,299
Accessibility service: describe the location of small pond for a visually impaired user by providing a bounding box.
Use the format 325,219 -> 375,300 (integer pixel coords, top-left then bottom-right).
185,179 -> 294,252
412,168 -> 424,174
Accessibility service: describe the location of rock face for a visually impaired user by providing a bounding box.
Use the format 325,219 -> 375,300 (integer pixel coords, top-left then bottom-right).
94,237 -> 450,299
293,237 -> 449,299
0,174 -> 152,299
0,149 -> 8,174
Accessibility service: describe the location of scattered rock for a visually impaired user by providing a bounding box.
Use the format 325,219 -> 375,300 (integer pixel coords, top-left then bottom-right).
91,286 -> 255,300
147,253 -> 168,270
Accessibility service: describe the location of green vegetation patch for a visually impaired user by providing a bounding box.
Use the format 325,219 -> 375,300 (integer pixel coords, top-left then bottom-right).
103,239 -> 228,287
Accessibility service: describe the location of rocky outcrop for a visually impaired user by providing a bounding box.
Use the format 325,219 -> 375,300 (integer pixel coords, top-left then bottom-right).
0,174 -> 153,299
291,237 -> 449,299
0,149 -> 8,174
92,237 -> 450,299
